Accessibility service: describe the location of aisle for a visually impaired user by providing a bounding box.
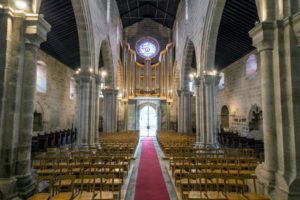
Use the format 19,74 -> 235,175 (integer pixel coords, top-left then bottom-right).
134,137 -> 170,200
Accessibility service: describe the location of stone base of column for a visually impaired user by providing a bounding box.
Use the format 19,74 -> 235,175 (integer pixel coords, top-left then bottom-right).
255,163 -> 276,194
16,174 -> 35,199
269,174 -> 300,200
94,142 -> 101,148
0,177 -> 19,200
194,143 -> 219,148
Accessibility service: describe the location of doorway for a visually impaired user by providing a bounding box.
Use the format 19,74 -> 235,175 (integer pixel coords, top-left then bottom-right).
139,105 -> 157,137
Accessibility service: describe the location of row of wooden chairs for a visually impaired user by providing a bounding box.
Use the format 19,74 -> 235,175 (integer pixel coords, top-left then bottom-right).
156,131 -> 269,200
30,173 -> 118,200
30,131 -> 139,200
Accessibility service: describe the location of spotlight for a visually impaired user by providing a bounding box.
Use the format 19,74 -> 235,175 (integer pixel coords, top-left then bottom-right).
15,0 -> 27,10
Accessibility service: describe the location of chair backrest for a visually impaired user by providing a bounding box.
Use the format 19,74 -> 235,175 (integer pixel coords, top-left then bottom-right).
56,175 -> 75,193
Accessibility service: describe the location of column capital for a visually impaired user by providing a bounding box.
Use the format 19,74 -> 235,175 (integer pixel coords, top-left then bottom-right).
25,15 -> 51,47
177,89 -> 182,96
95,74 -> 102,84
102,88 -> 118,96
194,76 -> 202,87
292,11 -> 300,47
74,74 -> 92,83
202,74 -> 221,86
181,89 -> 193,96
249,21 -> 274,52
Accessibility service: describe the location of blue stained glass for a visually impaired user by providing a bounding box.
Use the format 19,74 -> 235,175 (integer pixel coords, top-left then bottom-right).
136,37 -> 159,59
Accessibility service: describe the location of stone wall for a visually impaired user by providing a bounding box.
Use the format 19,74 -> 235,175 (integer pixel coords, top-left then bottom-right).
216,51 -> 262,139
124,18 -> 172,63
34,50 -> 77,134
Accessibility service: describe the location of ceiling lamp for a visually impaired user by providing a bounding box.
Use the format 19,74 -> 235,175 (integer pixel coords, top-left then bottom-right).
15,0 -> 27,10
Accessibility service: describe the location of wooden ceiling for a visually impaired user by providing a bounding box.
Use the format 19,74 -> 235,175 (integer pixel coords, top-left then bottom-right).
215,0 -> 259,69
116,0 -> 180,29
39,0 -> 80,69
38,0 -> 258,70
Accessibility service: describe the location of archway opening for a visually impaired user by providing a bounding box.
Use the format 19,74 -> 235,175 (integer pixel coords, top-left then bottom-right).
139,105 -> 157,137
220,105 -> 229,130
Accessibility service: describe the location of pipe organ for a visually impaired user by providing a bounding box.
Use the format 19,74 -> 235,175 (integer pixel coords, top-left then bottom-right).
121,42 -> 174,100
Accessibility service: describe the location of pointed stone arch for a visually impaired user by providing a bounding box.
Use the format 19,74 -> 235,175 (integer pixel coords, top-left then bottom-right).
71,0 -> 95,71
99,39 -> 115,89
181,38 -> 196,90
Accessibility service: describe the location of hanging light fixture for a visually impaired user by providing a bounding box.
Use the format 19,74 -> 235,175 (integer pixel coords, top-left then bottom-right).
15,0 -> 27,10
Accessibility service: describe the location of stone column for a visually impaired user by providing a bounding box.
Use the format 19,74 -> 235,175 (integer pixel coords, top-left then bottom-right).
75,74 -> 98,146
181,90 -> 193,133
203,74 -> 220,147
194,75 -> 219,147
194,77 -> 204,146
177,90 -> 183,132
94,75 -> 101,146
0,6 -> 50,199
102,89 -> 118,133
249,21 -> 277,193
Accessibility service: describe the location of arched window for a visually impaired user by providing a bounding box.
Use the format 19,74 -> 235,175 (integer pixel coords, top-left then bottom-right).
218,72 -> 225,90
106,0 -> 111,23
245,54 -> 257,78
70,78 -> 76,100
189,81 -> 194,92
36,60 -> 47,93
248,105 -> 262,131
221,106 -> 229,129
185,0 -> 189,21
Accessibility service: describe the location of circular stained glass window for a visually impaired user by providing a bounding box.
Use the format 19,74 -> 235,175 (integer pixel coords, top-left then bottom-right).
136,37 -> 160,59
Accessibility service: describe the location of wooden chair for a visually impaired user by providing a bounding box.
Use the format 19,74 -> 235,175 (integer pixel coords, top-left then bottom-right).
73,175 -> 95,200
52,175 -> 75,200
28,175 -> 53,200
93,173 -> 115,200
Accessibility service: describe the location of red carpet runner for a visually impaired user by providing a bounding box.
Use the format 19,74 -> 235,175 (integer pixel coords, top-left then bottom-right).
134,138 -> 170,200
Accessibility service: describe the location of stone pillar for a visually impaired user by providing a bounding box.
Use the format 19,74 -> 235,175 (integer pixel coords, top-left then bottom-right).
0,5 -> 50,199
249,21 -> 277,194
94,76 -> 101,146
250,13 -> 300,199
177,89 -> 192,133
177,90 -> 183,132
102,89 -> 118,133
182,90 -> 193,133
194,77 -> 204,146
75,74 -> 99,146
203,75 -> 220,147
194,75 -> 219,147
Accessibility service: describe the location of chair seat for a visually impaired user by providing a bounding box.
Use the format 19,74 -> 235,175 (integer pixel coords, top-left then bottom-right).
206,191 -> 228,200
226,192 -> 247,200
243,193 -> 270,200
73,192 -> 94,200
28,193 -> 50,200
94,191 -> 114,200
52,192 -> 73,200
74,178 -> 92,184
188,191 -> 208,199
54,180 -> 72,186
